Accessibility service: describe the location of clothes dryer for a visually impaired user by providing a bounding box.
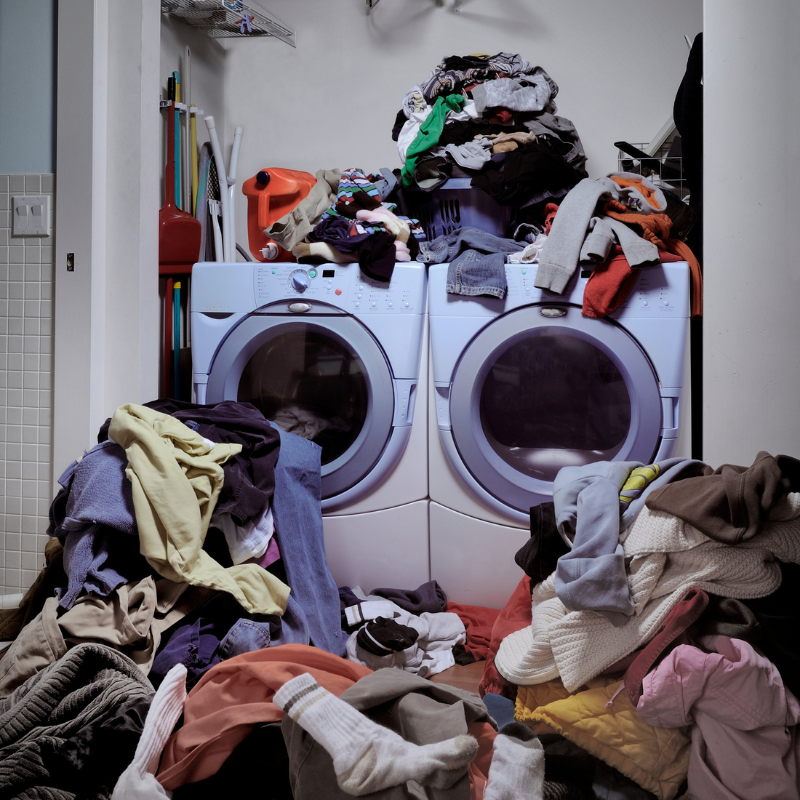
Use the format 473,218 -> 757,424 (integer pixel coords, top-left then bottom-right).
192,261 -> 430,590
427,261 -> 692,607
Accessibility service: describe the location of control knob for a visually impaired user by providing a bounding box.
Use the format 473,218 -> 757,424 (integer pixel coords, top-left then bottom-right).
291,271 -> 309,293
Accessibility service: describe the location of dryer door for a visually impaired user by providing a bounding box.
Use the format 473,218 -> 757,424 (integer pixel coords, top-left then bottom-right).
449,304 -> 662,514
206,313 -> 395,500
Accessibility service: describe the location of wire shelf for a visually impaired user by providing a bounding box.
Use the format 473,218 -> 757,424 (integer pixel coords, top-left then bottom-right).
617,139 -> 688,204
161,0 -> 295,47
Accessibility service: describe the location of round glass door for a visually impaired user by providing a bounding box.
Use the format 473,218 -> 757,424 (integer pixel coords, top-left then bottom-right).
206,312 -> 395,499
449,305 -> 662,513
238,328 -> 369,466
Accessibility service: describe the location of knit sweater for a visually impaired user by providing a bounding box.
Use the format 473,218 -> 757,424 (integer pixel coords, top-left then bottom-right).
495,494 -> 800,692
0,642 -> 154,798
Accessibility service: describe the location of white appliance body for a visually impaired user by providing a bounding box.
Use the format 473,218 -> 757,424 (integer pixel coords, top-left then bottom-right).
427,261 -> 691,607
191,261 -> 431,589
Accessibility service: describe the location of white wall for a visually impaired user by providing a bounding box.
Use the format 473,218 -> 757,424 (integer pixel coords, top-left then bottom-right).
703,1 -> 800,465
219,0 -> 702,253
0,0 -> 56,174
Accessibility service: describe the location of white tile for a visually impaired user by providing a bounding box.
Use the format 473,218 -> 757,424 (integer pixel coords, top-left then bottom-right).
6,425 -> 20,443
21,426 -> 37,444
24,301 -> 40,320
21,444 -> 36,462
21,551 -> 38,570
0,248 -> 8,265
0,230 -> 8,246
8,318 -> 22,335
6,496 -> 21,514
22,497 -> 37,516
8,300 -> 23,318
25,284 -> 40,300
36,479 -> 50,499
22,569 -> 39,588
9,176 -> 24,191
37,497 -> 50,515
24,263 -> 40,280
5,533 -> 20,550
0,175 -> 8,192
23,353 -> 38,370
21,460 -> 36,478
7,371 -> 22,389
23,336 -> 38,353
40,319 -> 51,336
24,246 -> 40,265
6,551 -> 20,570
8,246 -> 23,263
37,427 -> 50,448
7,407 -> 21,425
41,175 -> 54,193
8,282 -> 23,300
38,390 -> 51,409
7,353 -> 22,370
39,373 -> 51,390
22,389 -> 37,407
9,264 -> 23,281
23,373 -> 38,390
24,175 -> 40,193
4,461 -> 18,479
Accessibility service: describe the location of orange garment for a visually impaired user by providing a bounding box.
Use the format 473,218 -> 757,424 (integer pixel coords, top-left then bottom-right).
156,644 -> 371,790
609,174 -> 664,210
477,576 -> 533,700
606,175 -> 703,316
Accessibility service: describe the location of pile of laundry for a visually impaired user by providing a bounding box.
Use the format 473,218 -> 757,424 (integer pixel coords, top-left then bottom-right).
0,397 -> 515,798
480,451 -> 800,800
264,167 -> 425,283
394,52 -> 587,206
417,170 -> 703,318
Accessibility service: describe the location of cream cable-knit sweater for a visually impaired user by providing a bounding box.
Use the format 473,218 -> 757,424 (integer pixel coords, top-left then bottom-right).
495,494 -> 800,692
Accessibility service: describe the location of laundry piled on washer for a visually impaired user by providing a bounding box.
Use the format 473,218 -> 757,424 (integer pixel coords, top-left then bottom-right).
263,167 -> 426,283
479,450 -> 800,800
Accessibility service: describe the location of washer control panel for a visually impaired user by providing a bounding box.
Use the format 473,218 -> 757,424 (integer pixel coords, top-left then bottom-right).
253,262 -> 424,314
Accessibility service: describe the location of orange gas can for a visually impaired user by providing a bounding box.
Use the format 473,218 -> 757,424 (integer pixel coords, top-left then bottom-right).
242,168 -> 317,262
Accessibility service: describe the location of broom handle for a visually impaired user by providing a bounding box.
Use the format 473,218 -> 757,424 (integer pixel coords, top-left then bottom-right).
165,101 -> 176,208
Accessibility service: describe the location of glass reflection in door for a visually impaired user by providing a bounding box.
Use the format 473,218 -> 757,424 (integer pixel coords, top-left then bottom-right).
480,333 -> 631,482
238,325 -> 368,464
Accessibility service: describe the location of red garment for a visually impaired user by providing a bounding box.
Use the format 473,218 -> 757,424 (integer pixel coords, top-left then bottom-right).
157,644 -> 371,790
543,202 -> 559,235
582,247 -> 683,319
447,601 -> 501,661
477,576 -> 532,699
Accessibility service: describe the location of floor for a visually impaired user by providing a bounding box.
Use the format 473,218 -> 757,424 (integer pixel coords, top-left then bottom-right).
429,659 -> 484,695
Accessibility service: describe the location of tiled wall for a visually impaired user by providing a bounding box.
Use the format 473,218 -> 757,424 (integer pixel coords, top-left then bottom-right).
0,173 -> 55,596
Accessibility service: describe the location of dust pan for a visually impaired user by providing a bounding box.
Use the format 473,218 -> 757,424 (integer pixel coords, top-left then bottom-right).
159,101 -> 201,274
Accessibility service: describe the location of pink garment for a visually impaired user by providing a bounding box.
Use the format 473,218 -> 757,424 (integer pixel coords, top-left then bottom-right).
637,635 -> 800,800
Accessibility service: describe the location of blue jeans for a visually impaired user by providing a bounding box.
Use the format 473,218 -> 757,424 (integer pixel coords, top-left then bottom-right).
417,226 -> 524,299
220,425 -> 348,659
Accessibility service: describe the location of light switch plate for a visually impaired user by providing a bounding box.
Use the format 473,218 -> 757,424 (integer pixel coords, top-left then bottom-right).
12,195 -> 50,237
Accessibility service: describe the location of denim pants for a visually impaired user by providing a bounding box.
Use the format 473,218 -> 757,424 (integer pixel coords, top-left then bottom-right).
221,425 -> 348,658
417,226 -> 524,299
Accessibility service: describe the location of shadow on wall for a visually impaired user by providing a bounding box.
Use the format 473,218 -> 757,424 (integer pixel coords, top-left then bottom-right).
366,0 -> 548,40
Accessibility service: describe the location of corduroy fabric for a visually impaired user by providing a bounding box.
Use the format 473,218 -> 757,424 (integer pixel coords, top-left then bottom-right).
496,495 -> 800,691
0,642 -> 154,797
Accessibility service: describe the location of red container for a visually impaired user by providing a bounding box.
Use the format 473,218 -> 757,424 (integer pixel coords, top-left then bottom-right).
242,168 -> 316,262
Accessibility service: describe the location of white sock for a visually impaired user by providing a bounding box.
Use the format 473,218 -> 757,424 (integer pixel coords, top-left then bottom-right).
274,672 -> 478,796
484,723 -> 545,800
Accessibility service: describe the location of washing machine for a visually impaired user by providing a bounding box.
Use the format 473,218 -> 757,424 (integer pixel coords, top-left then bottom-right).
191,260 -> 430,591
428,261 -> 692,608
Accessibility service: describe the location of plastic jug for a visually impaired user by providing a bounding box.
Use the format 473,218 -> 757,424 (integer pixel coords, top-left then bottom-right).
242,168 -> 317,262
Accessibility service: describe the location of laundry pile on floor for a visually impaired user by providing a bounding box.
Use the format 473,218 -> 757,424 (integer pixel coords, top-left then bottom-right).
0,397 -> 518,799
479,451 -> 800,800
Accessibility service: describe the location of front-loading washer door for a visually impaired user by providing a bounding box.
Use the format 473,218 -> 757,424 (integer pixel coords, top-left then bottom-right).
206,312 -> 395,500
449,304 -> 662,514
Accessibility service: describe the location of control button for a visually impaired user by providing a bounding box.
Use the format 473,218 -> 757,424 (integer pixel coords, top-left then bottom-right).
662,299 -> 669,306
371,301 -> 377,308
355,302 -> 360,308
357,293 -> 362,299
291,272 -> 309,292
309,269 -> 317,278
388,302 -> 393,308
521,269 -> 527,275
335,288 -> 342,296
642,300 -> 649,306
288,302 -> 311,313
404,302 -> 410,308
271,269 -> 277,275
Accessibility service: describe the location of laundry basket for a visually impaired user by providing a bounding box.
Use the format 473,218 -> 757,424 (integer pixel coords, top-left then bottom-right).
402,179 -> 513,240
